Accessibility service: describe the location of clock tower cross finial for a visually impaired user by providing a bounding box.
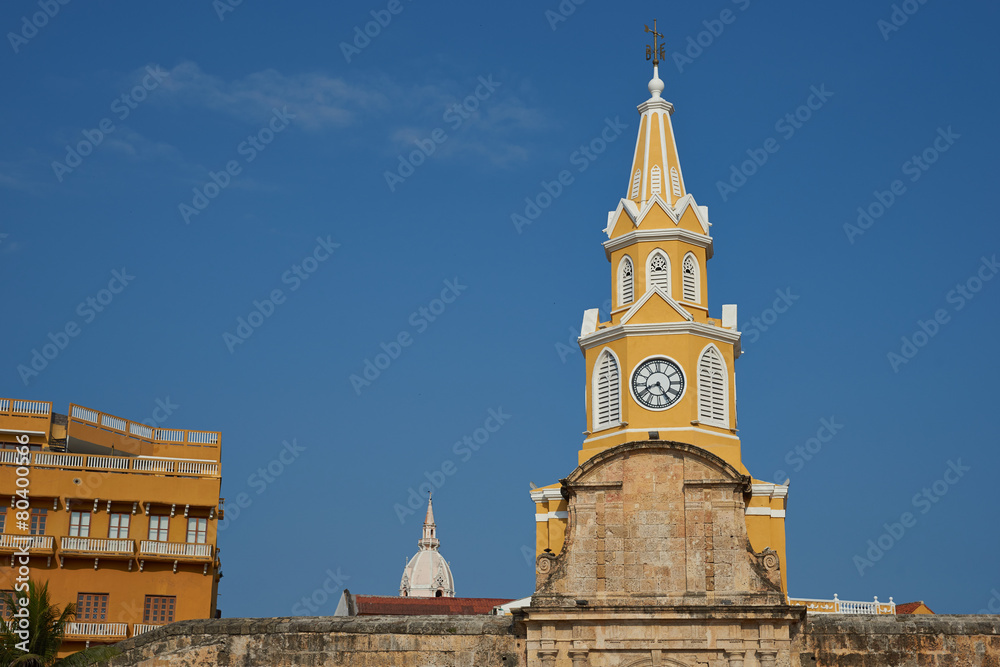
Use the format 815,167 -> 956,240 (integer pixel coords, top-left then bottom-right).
645,20 -> 665,67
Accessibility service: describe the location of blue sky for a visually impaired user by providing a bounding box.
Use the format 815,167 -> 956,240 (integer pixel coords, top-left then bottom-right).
3,0 -> 999,616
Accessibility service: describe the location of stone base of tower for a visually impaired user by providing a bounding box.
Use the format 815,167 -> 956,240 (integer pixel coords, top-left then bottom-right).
519,605 -> 801,667
520,440 -> 798,666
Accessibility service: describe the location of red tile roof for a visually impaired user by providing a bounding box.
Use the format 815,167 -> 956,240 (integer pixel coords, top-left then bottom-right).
353,595 -> 515,616
896,601 -> 933,614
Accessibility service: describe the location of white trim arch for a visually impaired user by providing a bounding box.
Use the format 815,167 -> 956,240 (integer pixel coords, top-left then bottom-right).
592,348 -> 622,431
682,252 -> 700,303
618,255 -> 634,306
697,343 -> 728,428
646,249 -> 670,296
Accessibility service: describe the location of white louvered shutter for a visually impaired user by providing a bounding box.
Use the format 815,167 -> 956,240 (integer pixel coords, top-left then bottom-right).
698,347 -> 727,426
630,170 -> 641,199
619,257 -> 634,305
650,166 -> 661,196
671,167 -> 682,197
682,255 -> 698,302
648,252 -> 669,293
596,353 -> 620,427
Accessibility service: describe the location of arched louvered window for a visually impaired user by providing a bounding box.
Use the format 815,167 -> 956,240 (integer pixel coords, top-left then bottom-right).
618,256 -> 634,306
594,350 -> 620,429
650,165 -> 662,196
698,345 -> 728,427
647,250 -> 670,294
670,167 -> 682,197
630,169 -> 641,199
682,253 -> 699,303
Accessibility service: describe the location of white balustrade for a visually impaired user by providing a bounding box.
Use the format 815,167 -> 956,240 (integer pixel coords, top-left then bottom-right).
12,400 -> 50,415
140,541 -> 212,558
790,594 -> 895,615
133,458 -> 174,473
133,624 -> 162,636
187,431 -> 219,445
65,622 -> 127,638
88,455 -> 130,470
34,452 -> 84,467
101,414 -> 128,432
60,537 -> 133,554
0,534 -> 53,550
129,423 -> 153,439
155,429 -> 184,443
71,405 -> 100,423
178,461 -> 218,475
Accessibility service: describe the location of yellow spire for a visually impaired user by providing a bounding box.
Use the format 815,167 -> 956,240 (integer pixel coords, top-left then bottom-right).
626,21 -> 687,207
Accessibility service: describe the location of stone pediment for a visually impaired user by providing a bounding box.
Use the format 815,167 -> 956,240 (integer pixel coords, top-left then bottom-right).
533,440 -> 783,608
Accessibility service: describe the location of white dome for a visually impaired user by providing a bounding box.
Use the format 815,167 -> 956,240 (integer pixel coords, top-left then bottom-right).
400,548 -> 455,598
399,494 -> 455,598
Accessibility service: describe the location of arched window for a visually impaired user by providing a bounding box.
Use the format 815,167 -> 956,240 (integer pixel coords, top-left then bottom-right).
650,165 -> 662,196
594,350 -> 621,429
682,253 -> 699,303
647,250 -> 670,294
630,169 -> 641,199
670,167 -> 682,197
698,346 -> 728,427
618,256 -> 634,305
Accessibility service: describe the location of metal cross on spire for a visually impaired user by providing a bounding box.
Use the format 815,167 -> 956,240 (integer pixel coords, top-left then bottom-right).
645,20 -> 665,67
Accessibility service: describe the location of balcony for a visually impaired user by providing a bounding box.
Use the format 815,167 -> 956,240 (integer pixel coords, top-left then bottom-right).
0,397 -> 52,443
139,540 -> 213,563
59,537 -> 135,560
0,534 -> 55,556
0,449 -> 219,478
63,622 -> 128,642
68,403 -> 220,460
133,624 -> 164,636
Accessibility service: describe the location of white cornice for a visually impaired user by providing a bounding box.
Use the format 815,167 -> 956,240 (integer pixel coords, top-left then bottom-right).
751,482 -> 790,500
638,98 -> 674,115
604,227 -> 713,260
529,488 -> 565,503
582,426 -> 741,444
580,321 -> 743,358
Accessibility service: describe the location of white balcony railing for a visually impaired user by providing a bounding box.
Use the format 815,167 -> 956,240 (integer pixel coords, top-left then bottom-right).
64,622 -> 128,639
9,400 -> 51,415
0,450 -> 220,477
133,624 -> 163,636
139,541 -> 213,559
789,594 -> 895,615
0,534 -> 53,550
60,537 -> 134,554
88,455 -> 130,470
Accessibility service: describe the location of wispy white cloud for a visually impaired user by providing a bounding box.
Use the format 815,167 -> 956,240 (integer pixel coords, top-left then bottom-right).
158,61 -> 388,131
154,62 -> 549,165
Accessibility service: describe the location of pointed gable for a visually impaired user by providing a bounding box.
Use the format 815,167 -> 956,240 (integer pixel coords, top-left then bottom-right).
620,286 -> 693,325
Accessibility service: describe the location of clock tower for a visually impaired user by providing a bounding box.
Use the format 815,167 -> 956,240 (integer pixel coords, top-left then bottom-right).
531,46 -> 790,593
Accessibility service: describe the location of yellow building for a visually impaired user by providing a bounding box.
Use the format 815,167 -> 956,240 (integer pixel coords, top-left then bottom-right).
0,398 -> 222,655
532,58 -> 790,593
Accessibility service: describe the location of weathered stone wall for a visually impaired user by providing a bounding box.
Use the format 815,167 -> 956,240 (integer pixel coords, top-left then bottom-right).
100,616 -> 525,667
99,613 -> 1000,666
795,614 -> 1000,667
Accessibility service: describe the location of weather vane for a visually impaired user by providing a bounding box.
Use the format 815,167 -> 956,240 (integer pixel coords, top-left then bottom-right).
645,20 -> 665,67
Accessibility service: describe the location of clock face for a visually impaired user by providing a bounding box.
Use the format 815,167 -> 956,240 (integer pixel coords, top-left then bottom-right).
631,358 -> 685,410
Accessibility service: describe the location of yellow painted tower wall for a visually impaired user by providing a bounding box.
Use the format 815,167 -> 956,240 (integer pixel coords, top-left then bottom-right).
532,68 -> 789,595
